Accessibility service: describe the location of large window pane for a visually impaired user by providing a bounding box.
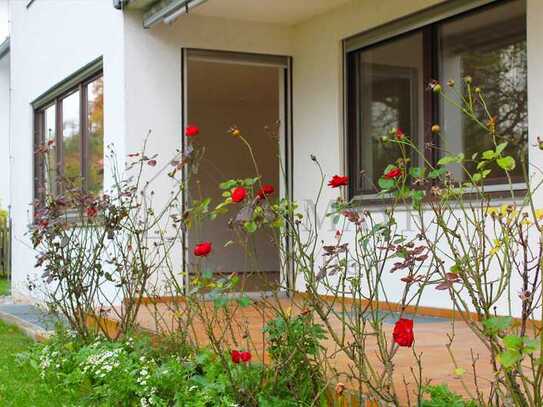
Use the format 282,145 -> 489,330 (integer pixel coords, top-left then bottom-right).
349,31 -> 424,194
62,91 -> 81,189
439,0 -> 527,183
87,77 -> 104,195
44,105 -> 57,194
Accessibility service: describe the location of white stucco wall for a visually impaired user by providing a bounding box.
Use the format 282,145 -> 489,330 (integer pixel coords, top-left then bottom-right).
8,0 -> 125,301
122,11 -> 293,291
0,51 -> 9,210
290,0 -> 543,317
8,0 -> 543,318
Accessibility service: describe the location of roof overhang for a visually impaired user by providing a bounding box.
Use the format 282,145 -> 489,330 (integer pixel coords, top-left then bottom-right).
0,38 -> 9,59
142,0 -> 208,28
119,0 -> 351,29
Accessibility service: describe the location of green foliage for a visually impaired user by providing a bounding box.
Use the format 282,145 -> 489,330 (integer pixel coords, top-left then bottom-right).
482,316 -> 513,336
498,335 -> 540,369
0,320 -> 73,406
21,327 -> 329,406
421,384 -> 479,407
263,313 -> 328,404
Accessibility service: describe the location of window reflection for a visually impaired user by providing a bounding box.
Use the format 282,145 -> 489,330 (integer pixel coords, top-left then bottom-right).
62,91 -> 81,188
350,32 -> 423,194
44,105 -> 57,194
87,77 -> 104,195
440,0 -> 527,182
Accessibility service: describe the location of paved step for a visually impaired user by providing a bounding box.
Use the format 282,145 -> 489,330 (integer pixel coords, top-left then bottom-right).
0,303 -> 64,341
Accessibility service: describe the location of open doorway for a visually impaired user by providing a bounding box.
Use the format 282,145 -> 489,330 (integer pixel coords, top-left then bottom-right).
183,50 -> 291,293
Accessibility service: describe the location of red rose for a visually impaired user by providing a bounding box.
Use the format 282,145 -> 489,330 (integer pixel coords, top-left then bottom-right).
257,184 -> 274,200
393,318 -> 414,347
194,241 -> 212,257
231,187 -> 247,203
85,206 -> 98,218
396,128 -> 405,141
328,175 -> 349,188
384,167 -> 402,179
240,351 -> 251,363
185,124 -> 199,137
231,350 -> 251,363
231,350 -> 241,364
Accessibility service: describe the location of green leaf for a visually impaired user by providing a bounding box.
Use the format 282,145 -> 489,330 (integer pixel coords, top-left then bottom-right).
497,156 -> 516,171
498,350 -> 521,368
213,295 -> 229,309
438,153 -> 464,165
219,180 -> 238,190
410,190 -> 425,210
237,295 -> 252,308
243,221 -> 257,233
503,335 -> 523,351
409,166 -> 425,178
483,316 -> 513,335
496,142 -> 508,155
378,177 -> 395,190
482,150 -> 495,160
523,338 -> 539,354
428,167 -> 447,179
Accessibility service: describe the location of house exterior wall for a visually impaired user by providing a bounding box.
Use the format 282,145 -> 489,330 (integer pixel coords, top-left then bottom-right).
290,0 -> 543,317
6,0 -> 543,318
8,0 -> 125,301
0,51 -> 9,210
122,11 -> 293,290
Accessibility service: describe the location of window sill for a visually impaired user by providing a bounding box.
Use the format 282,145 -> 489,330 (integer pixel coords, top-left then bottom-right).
350,183 -> 528,212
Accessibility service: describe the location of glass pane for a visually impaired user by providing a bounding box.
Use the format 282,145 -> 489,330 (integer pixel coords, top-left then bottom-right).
44,105 -> 57,194
350,31 -> 423,194
87,77 -> 104,195
439,0 -> 527,183
62,91 -> 81,189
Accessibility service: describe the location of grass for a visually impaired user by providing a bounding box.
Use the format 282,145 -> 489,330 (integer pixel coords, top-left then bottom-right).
0,278 -> 10,296
0,320 -> 71,406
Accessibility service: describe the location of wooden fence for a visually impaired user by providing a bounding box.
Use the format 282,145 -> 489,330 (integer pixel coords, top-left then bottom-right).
0,212 -> 10,280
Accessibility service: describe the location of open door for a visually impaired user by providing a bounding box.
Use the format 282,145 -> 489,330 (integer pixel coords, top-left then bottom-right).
182,49 -> 292,294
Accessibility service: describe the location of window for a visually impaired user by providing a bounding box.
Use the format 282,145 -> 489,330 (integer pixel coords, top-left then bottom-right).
346,0 -> 527,197
33,60 -> 103,200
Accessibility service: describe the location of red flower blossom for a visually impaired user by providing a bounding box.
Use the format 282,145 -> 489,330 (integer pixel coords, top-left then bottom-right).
147,159 -> 157,167
240,351 -> 251,363
194,241 -> 212,257
185,124 -> 199,137
393,318 -> 414,347
384,167 -> 402,179
231,187 -> 247,203
328,175 -> 349,188
257,184 -> 274,200
231,350 -> 241,364
395,128 -> 405,141
231,350 -> 251,363
85,206 -> 98,218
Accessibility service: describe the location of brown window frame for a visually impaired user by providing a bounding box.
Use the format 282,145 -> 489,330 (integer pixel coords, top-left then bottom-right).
345,0 -> 527,200
33,59 -> 103,204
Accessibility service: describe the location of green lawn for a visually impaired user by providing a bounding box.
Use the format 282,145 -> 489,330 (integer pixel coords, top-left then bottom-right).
0,278 -> 10,296
0,320 -> 71,406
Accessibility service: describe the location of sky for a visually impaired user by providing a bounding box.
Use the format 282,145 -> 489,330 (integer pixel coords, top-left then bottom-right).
0,0 -> 7,41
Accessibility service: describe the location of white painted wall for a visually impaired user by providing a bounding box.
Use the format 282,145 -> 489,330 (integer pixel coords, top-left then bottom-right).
8,0 -> 125,301
0,52 -> 9,210
8,0 -> 543,319
290,0 -> 543,317
122,11 -> 293,292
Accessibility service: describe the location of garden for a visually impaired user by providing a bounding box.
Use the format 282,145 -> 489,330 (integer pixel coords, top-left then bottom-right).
16,78 -> 543,406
